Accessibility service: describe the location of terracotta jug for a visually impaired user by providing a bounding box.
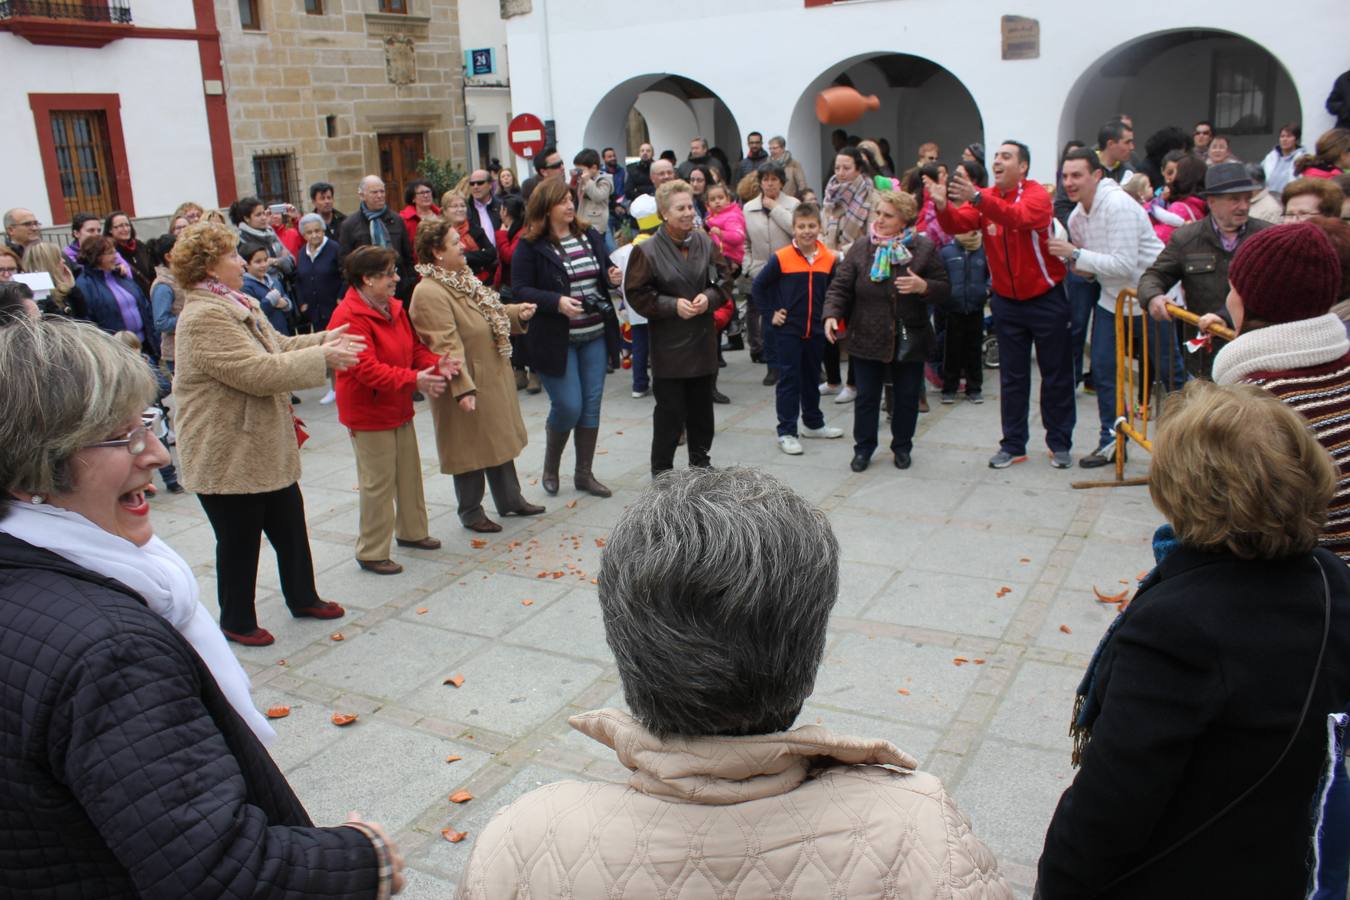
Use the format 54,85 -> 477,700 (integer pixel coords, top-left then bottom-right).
815,86 -> 881,125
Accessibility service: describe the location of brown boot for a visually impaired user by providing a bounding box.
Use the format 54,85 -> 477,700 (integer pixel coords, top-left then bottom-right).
572,426 -> 612,498
542,427 -> 569,495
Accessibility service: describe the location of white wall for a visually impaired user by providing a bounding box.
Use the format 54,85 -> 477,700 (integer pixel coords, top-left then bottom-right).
0,33 -> 215,224
634,92 -> 698,160
507,0 -> 1348,185
461,0 -> 513,171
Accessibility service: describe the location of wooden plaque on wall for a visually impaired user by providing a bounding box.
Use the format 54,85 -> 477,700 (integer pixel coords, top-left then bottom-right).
1001,15 -> 1039,60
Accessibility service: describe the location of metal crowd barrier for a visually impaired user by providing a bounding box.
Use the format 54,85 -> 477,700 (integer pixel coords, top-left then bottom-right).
1072,288 -> 1235,489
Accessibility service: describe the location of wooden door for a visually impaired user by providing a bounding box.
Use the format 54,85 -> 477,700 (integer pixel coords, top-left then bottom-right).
50,110 -> 119,219
377,132 -> 426,208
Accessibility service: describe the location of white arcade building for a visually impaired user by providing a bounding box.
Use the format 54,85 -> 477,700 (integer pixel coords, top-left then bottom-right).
503,0 -> 1348,185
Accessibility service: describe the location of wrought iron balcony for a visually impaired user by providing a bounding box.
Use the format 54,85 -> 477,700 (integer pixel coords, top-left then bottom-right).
0,1 -> 133,24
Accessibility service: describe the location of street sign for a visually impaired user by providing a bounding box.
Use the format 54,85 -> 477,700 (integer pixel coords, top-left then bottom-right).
508,113 -> 547,160
465,48 -> 494,76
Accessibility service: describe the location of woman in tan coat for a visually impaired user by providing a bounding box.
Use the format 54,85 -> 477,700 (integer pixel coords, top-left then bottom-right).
454,468 -> 1011,899
172,222 -> 365,646
409,218 -> 544,533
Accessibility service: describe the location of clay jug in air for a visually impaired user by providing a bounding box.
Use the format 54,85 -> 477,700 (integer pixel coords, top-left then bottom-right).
815,86 -> 880,125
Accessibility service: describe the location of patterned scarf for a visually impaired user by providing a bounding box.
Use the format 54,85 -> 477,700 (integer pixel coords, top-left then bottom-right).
824,174 -> 872,245
199,276 -> 252,310
415,263 -> 512,357
360,202 -> 390,248
868,224 -> 914,282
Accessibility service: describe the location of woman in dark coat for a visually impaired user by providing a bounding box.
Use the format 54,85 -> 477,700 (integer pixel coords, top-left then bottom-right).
510,179 -> 621,498
75,235 -> 159,359
104,209 -> 155,296
1037,381 -> 1350,899
0,317 -> 402,897
822,190 -> 949,471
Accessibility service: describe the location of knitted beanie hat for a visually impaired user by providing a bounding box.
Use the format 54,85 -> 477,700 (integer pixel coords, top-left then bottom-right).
1228,222 -> 1342,324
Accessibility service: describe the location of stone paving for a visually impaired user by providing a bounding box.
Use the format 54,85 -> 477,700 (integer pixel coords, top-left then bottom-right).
153,350 -> 1162,898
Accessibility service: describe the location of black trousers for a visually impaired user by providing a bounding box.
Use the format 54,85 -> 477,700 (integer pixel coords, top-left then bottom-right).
198,482 -> 321,633
942,309 -> 985,394
822,340 -> 856,387
652,374 -> 715,473
453,461 -> 526,525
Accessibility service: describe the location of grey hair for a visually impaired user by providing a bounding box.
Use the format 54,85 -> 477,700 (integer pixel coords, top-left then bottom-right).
0,317 -> 157,502
598,467 -> 840,738
298,212 -> 325,231
769,135 -> 787,147
2,208 -> 21,229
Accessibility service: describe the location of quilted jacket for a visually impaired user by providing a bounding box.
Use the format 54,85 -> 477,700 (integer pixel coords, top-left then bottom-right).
0,532 -> 381,898
454,708 -> 1012,899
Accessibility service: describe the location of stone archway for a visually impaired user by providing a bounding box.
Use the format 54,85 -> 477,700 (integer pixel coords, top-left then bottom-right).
583,74 -> 743,164
787,52 -> 984,193
1059,29 -> 1302,166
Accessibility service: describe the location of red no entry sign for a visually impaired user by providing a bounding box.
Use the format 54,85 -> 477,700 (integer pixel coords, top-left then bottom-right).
508,113 -> 547,159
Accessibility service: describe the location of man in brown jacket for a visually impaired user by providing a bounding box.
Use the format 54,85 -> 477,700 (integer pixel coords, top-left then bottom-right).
624,180 -> 735,475
1138,162 -> 1273,378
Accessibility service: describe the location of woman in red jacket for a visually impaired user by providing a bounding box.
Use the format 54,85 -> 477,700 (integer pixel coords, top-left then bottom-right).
327,246 -> 460,575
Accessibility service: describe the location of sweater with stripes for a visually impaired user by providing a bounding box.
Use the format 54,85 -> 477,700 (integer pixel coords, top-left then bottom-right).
1213,313 -> 1350,561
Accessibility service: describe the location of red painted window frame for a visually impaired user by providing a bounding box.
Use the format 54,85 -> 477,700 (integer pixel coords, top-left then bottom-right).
29,93 -> 135,225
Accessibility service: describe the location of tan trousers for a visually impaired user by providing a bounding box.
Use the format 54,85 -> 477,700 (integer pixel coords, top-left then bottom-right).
350,422 -> 430,561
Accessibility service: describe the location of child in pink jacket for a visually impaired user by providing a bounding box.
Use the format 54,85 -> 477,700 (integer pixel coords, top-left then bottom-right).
704,183 -> 747,271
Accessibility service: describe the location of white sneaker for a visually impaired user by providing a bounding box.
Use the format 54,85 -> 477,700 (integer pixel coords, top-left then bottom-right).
320,389 -> 337,405
777,434 -> 804,455
801,424 -> 844,439
818,382 -> 841,396
834,385 -> 857,404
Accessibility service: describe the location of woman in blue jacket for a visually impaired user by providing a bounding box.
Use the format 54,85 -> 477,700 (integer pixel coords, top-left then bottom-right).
74,235 -> 158,359
295,212 -> 344,333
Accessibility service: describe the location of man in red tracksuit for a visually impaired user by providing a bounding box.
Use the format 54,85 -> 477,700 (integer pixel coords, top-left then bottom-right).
931,141 -> 1075,469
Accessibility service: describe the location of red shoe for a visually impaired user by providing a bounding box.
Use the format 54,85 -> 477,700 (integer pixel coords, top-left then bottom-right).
291,600 -> 346,620
222,627 -> 275,646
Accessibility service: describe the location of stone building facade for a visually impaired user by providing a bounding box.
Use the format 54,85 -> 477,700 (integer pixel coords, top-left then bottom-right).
215,0 -> 467,213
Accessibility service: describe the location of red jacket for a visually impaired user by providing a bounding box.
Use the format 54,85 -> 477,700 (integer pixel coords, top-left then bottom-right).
400,204 -> 440,246
495,228 -> 519,289
272,224 -> 303,258
936,180 -> 1064,301
327,287 -> 441,431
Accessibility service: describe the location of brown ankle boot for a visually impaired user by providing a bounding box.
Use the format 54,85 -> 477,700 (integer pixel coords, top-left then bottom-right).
542,428 -> 569,495
572,427 -> 612,498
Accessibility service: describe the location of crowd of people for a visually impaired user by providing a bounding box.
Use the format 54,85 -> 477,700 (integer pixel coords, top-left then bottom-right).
4,78 -> 1350,897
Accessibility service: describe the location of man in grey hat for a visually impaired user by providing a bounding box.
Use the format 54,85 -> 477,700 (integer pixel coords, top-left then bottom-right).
1138,161 -> 1273,378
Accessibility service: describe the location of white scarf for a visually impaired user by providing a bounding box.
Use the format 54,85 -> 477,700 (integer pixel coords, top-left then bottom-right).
1211,313 -> 1350,385
0,503 -> 275,745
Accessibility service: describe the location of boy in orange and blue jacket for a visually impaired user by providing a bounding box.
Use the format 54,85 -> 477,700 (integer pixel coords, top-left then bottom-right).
751,203 -> 845,451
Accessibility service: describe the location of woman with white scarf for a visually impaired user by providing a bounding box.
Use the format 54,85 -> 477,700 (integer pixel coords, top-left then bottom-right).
0,317 -> 404,896
229,195 -> 297,278
819,146 -> 879,402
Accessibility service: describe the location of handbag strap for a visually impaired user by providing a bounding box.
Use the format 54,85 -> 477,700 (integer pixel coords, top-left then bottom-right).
1090,555 -> 1333,896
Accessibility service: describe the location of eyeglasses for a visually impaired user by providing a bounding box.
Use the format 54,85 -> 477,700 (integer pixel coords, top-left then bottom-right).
0,265 -> 18,275
15,220 -> 40,228
468,179 -> 489,186
414,188 -> 433,196
378,268 -> 399,278
1194,129 -> 1211,136
1282,210 -> 1320,221
86,408 -> 164,455
540,160 -> 563,170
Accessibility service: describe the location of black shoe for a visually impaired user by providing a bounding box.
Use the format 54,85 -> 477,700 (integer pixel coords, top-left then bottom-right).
291,394 -> 302,404
711,389 -> 730,404
893,451 -> 912,469
750,351 -> 764,364
849,454 -> 869,473
1079,443 -> 1123,468
165,482 -> 185,495
412,391 -> 425,401
762,368 -> 779,386
718,357 -> 727,368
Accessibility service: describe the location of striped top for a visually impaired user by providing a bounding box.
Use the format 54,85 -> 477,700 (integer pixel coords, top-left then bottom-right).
1248,351 -> 1350,562
558,235 -> 605,341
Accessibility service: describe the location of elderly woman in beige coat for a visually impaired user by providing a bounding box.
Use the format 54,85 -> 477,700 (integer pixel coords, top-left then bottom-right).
454,468 -> 1012,899
409,218 -> 544,533
172,222 -> 365,647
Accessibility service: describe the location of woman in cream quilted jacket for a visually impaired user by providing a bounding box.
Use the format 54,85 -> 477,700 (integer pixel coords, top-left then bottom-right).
455,467 -> 1012,900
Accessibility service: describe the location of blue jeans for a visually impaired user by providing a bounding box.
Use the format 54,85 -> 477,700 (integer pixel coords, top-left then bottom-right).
1065,270 -> 1100,388
991,285 -> 1076,455
1089,304 -> 1189,447
772,331 -> 825,436
540,334 -> 607,431
630,323 -> 650,392
852,357 -> 924,457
